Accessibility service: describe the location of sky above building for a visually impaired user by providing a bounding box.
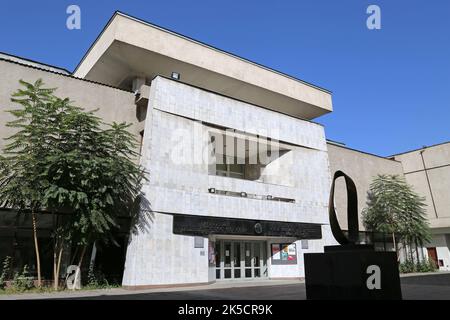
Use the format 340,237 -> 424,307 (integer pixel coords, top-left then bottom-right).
1,0 -> 449,156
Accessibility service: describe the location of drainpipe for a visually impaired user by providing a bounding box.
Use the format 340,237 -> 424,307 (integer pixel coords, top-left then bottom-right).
419,148 -> 438,218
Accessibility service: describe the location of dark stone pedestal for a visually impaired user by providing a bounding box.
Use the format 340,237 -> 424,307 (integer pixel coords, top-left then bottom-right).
304,246 -> 402,300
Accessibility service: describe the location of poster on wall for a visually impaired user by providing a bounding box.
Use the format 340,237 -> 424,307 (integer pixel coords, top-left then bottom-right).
271,244 -> 281,260
281,245 -> 289,260
208,241 -> 215,265
271,243 -> 297,265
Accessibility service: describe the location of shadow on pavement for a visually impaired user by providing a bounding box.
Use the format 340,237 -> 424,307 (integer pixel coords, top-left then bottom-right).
48,273 -> 450,300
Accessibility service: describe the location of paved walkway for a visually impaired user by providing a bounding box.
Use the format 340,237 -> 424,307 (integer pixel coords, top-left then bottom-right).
0,279 -> 301,300
2,272 -> 450,300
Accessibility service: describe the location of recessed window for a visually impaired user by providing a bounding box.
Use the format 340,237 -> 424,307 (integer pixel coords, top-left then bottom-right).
208,130 -> 293,186
216,154 -> 245,178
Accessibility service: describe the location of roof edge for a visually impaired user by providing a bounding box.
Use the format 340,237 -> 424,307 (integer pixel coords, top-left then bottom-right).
0,56 -> 133,94
74,10 -> 332,95
73,10 -> 119,75
326,139 -> 402,163
390,140 -> 450,157
0,51 -> 71,74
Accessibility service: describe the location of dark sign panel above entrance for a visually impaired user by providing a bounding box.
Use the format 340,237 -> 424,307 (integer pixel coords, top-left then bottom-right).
172,214 -> 322,239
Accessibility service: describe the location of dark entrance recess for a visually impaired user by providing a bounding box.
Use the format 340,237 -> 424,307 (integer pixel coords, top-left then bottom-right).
91,237 -> 128,285
0,210 -> 130,285
172,214 -> 322,239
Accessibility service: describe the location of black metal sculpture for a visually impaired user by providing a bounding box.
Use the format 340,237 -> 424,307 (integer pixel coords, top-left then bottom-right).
328,170 -> 359,245
304,170 -> 402,300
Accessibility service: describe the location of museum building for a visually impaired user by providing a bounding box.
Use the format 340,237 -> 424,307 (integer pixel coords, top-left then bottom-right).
0,11 -> 449,288
76,13 -> 336,287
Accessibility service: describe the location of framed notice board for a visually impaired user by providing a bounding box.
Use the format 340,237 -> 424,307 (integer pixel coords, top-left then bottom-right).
271,243 -> 297,265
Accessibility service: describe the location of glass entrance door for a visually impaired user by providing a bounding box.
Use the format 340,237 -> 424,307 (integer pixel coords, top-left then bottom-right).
216,240 -> 267,280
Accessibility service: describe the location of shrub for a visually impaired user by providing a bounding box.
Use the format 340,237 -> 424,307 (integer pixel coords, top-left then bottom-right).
87,265 -> 109,288
0,256 -> 12,289
417,259 -> 438,273
399,260 -> 416,273
12,265 -> 34,291
399,259 -> 438,273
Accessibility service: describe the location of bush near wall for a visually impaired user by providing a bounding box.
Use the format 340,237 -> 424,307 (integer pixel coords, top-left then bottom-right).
399,259 -> 437,274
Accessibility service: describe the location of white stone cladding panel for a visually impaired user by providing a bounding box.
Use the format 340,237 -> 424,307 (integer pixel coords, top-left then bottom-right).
146,186 -> 327,224
151,77 -> 327,151
145,107 -> 330,224
147,108 -> 330,205
122,212 -> 209,286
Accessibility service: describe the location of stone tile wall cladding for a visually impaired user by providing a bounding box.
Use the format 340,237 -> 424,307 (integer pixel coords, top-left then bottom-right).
122,76 -> 334,286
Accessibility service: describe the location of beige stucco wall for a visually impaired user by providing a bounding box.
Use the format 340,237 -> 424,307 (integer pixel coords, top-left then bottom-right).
393,143 -> 450,229
326,143 -> 405,231
0,60 -> 140,154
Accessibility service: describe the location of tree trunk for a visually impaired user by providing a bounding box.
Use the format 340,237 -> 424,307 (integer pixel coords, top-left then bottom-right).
89,242 -> 97,271
403,244 -> 408,262
415,240 -> 420,263
56,244 -> 63,289
31,210 -> 41,287
53,242 -> 57,289
53,240 -> 64,290
419,241 -> 425,261
73,245 -> 88,288
53,212 -> 58,290
78,245 -> 87,269
70,246 -> 79,266
392,232 -> 399,261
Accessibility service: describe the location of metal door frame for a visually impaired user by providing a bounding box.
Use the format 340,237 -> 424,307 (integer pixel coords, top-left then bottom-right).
216,239 -> 267,281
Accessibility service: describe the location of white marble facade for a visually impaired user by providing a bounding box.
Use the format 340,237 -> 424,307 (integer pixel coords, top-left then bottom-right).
122,76 -> 335,287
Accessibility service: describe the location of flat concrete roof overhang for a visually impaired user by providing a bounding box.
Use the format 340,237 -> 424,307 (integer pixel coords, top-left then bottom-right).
74,12 -> 333,120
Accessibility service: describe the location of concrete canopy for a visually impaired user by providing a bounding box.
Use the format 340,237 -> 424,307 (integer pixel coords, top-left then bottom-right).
74,12 -> 333,120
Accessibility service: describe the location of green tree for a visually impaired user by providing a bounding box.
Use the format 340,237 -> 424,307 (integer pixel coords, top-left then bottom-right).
362,174 -> 431,262
0,79 -> 56,287
43,109 -> 144,288
1,79 -> 145,290
396,189 -> 432,263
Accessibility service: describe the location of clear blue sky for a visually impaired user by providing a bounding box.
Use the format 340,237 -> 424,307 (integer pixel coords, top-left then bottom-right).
1,1 -> 449,156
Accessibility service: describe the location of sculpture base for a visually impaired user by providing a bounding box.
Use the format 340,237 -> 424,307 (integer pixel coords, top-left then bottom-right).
304,246 -> 402,300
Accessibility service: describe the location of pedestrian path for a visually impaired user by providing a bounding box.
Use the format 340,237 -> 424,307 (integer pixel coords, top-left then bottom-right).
0,279 -> 302,300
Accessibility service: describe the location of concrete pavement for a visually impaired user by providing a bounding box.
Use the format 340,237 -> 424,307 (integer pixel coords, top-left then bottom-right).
0,279 -> 302,300
2,273 -> 450,300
